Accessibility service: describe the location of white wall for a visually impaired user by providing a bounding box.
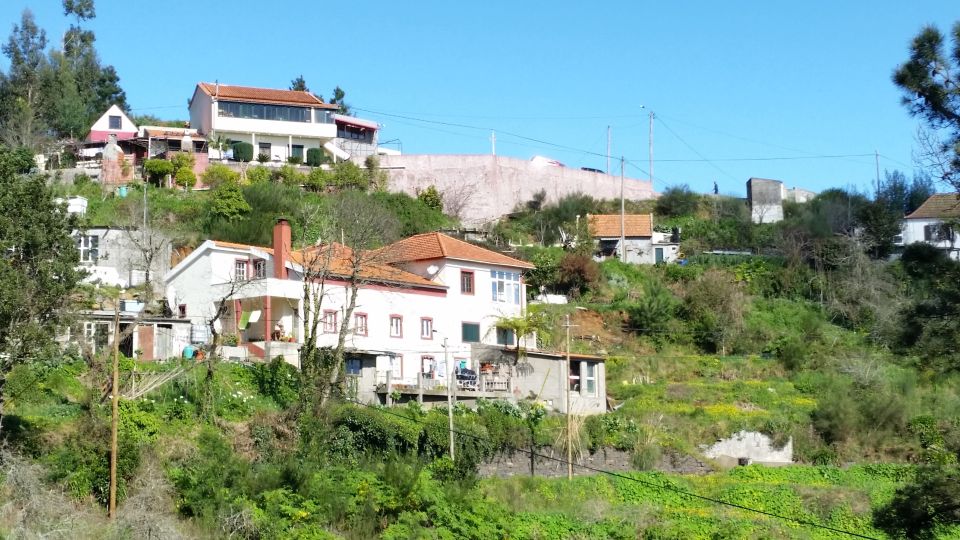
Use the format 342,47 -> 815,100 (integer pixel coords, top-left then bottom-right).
902,218 -> 960,259
89,104 -> 137,134
702,430 -> 793,466
189,91 -> 213,136
219,133 -> 324,162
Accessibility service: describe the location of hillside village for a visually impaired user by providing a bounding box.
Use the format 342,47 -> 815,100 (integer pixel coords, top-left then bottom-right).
2,3 -> 960,539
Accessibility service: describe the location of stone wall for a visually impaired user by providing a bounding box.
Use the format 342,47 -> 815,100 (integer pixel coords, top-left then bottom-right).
479,448 -> 711,478
380,155 -> 657,226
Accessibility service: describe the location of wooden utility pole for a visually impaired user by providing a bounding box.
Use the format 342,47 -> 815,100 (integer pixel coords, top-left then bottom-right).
606,125 -> 611,174
649,111 -> 655,182
619,157 -> 626,263
564,314 -> 573,480
874,150 -> 881,195
109,303 -> 120,519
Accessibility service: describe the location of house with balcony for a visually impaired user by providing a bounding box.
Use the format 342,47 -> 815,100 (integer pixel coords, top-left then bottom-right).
901,193 -> 960,260
164,223 -> 608,414
188,82 -> 340,163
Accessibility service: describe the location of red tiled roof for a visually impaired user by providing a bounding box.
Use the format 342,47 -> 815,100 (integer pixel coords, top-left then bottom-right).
378,232 -> 535,269
588,214 -> 653,238
906,193 -> 960,219
196,82 -> 338,109
292,243 -> 445,289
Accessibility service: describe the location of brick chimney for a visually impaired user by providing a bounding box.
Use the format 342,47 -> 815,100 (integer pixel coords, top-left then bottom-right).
273,218 -> 291,279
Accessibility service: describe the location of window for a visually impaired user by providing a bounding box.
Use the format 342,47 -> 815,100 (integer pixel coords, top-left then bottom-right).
460,270 -> 474,294
496,327 -> 515,346
76,235 -> 99,264
420,318 -> 433,339
421,355 -> 436,378
177,304 -> 187,319
569,361 -> 581,391
345,357 -> 361,375
84,322 -> 110,353
491,270 -> 521,304
234,260 -> 248,281
108,115 -> 122,130
461,322 -> 480,343
354,313 -> 368,335
218,101 -> 311,123
258,142 -> 271,159
322,310 -> 338,333
253,259 -> 266,279
924,223 -> 955,242
291,144 -> 304,159
583,362 -> 597,395
390,315 -> 403,338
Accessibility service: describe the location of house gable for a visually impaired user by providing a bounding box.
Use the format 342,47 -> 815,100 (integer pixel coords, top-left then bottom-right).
87,104 -> 138,142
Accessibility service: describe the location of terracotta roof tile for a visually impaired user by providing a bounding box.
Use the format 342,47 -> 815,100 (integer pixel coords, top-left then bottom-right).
197,82 -> 338,109
588,214 -> 653,238
292,243 -> 445,289
906,193 -> 960,219
378,232 -> 535,269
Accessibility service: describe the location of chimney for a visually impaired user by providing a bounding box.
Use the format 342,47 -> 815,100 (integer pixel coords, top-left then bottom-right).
273,218 -> 291,279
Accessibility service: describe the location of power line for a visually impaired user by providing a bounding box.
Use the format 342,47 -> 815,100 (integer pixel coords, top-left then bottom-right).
655,153 -> 877,163
655,116 -> 738,182
345,399 -> 880,540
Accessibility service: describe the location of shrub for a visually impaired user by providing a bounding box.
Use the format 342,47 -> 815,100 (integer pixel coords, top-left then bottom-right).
143,158 -> 174,183
655,184 -> 701,217
207,180 -> 251,221
252,357 -> 300,408
306,147 -> 325,167
175,167 -> 196,189
306,167 -> 332,191
232,142 -> 253,162
275,164 -> 305,185
417,185 -> 443,212
287,155 -> 302,165
256,153 -> 270,163
556,253 -> 600,297
246,165 -> 271,184
200,162 -> 240,188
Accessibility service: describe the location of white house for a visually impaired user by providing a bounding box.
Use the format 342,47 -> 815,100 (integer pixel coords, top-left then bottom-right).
86,104 -> 138,145
188,82 -> 340,163
164,223 -> 608,414
75,226 -> 171,290
901,193 -> 960,260
588,214 -> 680,264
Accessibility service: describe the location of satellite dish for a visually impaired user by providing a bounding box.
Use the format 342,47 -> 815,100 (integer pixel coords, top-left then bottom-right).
166,285 -> 177,311
426,264 -> 439,275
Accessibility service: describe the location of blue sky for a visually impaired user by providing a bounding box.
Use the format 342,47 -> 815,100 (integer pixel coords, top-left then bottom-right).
1,1 -> 957,196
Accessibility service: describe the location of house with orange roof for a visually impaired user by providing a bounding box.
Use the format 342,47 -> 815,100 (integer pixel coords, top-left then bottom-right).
587,213 -> 680,264
188,82 -> 343,164
901,193 -> 960,260
163,223 -> 608,414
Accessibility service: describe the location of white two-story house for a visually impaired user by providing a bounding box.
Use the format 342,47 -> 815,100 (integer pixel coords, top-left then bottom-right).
188,82 -> 340,163
902,193 -> 960,260
164,223 -> 607,413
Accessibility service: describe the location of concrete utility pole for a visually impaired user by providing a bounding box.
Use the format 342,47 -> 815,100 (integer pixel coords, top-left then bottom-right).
875,150 -> 881,195
491,131 -> 496,156
564,314 -> 573,480
649,111 -> 655,183
620,157 -> 626,263
108,303 -> 120,519
606,125 -> 611,174
445,337 -> 454,461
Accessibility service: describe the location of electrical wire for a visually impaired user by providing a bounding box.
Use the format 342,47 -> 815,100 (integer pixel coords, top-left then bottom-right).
344,399 -> 880,540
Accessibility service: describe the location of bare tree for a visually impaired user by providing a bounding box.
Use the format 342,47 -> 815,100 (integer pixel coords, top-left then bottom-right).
440,175 -> 478,222
296,191 -> 401,412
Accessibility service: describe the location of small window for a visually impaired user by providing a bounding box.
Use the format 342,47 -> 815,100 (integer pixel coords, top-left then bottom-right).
258,142 -> 271,159
421,355 -> 436,378
253,259 -> 266,279
76,235 -> 99,264
420,318 -> 433,339
322,310 -> 338,333
583,362 -> 597,395
491,271 -> 521,304
345,357 -> 361,375
292,144 -> 304,159
108,115 -> 122,130
569,361 -> 581,391
390,315 -> 403,338
354,313 -> 368,335
460,270 -> 474,294
177,304 -> 187,319
461,322 -> 480,343
496,327 -> 515,346
234,260 -> 248,281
